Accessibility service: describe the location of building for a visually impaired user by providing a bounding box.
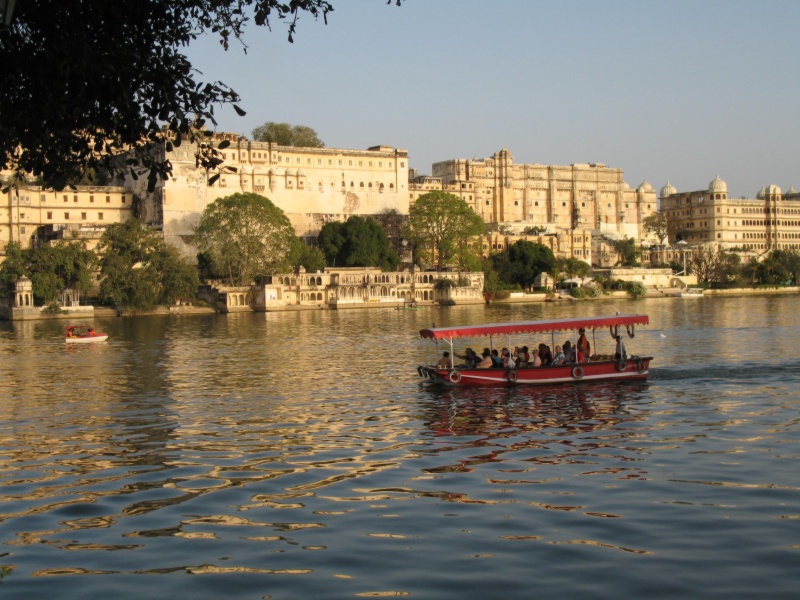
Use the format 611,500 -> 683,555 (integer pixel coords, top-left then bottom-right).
121,133 -> 410,257
417,148 -> 658,241
659,176 -> 800,254
0,185 -> 134,252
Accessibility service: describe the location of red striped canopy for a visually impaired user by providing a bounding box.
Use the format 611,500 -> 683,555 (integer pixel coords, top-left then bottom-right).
419,314 -> 649,341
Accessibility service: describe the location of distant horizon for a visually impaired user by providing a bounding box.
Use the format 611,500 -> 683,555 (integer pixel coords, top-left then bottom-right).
185,0 -> 799,200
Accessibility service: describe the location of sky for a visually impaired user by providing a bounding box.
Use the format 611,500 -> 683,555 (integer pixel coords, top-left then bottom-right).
185,0 -> 800,199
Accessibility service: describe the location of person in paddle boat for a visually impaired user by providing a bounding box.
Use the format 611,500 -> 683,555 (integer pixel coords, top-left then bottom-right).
476,349 -> 493,369
437,351 -> 453,369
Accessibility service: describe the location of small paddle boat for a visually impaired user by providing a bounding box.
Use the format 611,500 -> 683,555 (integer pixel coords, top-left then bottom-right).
65,325 -> 108,343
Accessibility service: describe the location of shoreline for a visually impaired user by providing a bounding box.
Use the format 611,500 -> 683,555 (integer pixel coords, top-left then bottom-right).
2,285 -> 798,321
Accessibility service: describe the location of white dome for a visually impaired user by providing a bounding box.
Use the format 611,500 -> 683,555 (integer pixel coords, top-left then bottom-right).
756,186 -> 766,199
708,175 -> 728,194
766,184 -> 782,196
638,180 -> 654,193
660,180 -> 677,197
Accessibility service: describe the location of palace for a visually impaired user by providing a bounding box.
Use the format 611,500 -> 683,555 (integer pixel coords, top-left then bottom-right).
659,176 -> 800,253
121,133 -> 410,256
411,148 -> 658,240
0,185 -> 133,251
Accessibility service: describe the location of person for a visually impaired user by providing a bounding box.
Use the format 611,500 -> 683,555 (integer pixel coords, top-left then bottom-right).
476,349 -> 493,369
614,334 -> 628,360
515,347 -> 528,368
437,351 -> 453,369
563,340 -> 574,363
538,343 -> 552,366
454,348 -> 478,369
491,349 -> 502,368
577,328 -> 591,363
501,348 -> 515,369
551,345 -> 565,365
529,348 -> 542,367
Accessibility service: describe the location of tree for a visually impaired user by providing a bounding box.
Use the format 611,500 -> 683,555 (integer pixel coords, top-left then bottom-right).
642,213 -> 670,245
0,1 -> 399,190
27,242 -> 98,304
291,239 -> 327,273
691,247 -> 740,285
373,209 -> 408,260
98,218 -> 199,309
559,257 -> 592,280
490,240 -> 556,289
406,191 -> 486,272
195,192 -> 297,285
251,122 -> 325,147
317,216 -> 399,271
0,242 -> 29,298
612,237 -> 642,267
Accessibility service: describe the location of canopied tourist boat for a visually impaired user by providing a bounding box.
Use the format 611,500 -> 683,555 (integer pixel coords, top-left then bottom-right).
65,325 -> 108,343
416,314 -> 652,386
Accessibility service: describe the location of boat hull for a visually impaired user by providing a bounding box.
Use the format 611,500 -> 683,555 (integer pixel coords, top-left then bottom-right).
65,334 -> 108,344
416,357 -> 652,386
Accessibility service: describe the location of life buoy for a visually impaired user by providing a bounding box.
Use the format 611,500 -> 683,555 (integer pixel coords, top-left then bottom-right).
449,370 -> 462,383
626,323 -> 635,338
636,360 -> 646,373
572,366 -> 584,379
507,369 -> 518,383
616,360 -> 627,372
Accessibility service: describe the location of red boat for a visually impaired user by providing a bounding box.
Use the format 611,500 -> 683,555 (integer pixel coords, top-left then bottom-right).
65,324 -> 108,343
416,314 -> 652,386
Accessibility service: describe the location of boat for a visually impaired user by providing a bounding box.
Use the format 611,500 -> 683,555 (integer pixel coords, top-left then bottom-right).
65,325 -> 108,343
678,287 -> 704,298
416,314 -> 652,386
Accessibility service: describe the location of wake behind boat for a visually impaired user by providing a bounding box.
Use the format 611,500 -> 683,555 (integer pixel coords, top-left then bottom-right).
416,314 -> 652,386
65,325 -> 108,343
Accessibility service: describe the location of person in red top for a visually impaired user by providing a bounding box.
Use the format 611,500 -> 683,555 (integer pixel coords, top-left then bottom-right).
577,328 -> 591,363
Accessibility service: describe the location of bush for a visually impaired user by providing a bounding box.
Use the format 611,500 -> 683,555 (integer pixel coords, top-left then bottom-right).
627,281 -> 646,298
570,287 -> 587,299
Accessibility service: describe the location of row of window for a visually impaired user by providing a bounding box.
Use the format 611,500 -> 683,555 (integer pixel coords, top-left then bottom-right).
60,195 -> 126,204
222,153 -> 404,170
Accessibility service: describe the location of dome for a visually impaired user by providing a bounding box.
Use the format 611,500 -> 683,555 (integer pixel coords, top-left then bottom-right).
621,181 -> 631,191
756,186 -> 766,199
660,180 -> 677,197
638,180 -> 654,193
708,175 -> 728,194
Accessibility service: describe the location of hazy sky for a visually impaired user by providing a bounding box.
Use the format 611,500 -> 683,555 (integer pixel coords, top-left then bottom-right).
186,0 -> 799,199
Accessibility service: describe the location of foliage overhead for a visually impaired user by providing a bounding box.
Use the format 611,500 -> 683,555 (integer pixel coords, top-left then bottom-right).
251,122 -> 325,147
194,192 -> 297,285
405,191 -> 486,272
0,1 -> 399,191
317,216 -> 399,271
642,212 -> 670,245
612,237 -> 642,267
98,218 -> 199,309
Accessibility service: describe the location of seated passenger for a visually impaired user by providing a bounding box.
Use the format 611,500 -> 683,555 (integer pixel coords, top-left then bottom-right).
551,345 -> 566,365
563,340 -> 575,363
491,349 -> 503,368
614,335 -> 628,360
477,349 -> 493,369
454,348 -> 478,369
538,343 -> 553,366
501,348 -> 516,369
437,351 -> 453,369
529,348 -> 542,367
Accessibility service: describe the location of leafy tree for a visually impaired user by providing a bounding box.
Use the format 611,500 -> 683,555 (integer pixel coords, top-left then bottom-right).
612,237 -> 642,267
642,212 -> 670,244
691,247 -> 740,285
98,218 -> 199,309
490,240 -> 556,289
559,257 -> 592,280
251,122 -> 324,147
291,239 -> 327,273
1,1 -> 400,190
27,242 -> 98,304
195,192 -> 297,285
406,191 -> 486,272
373,209 -> 408,259
317,216 -> 399,271
0,242 -> 29,298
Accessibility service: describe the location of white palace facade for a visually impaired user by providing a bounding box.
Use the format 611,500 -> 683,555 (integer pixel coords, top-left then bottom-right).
121,133 -> 410,256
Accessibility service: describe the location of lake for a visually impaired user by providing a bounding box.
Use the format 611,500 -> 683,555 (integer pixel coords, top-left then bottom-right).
0,295 -> 799,599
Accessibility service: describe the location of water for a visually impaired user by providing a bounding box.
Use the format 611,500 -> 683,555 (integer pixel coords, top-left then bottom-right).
0,296 -> 799,599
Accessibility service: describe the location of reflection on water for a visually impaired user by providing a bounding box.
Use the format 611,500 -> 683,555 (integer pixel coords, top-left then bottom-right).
0,296 -> 799,598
